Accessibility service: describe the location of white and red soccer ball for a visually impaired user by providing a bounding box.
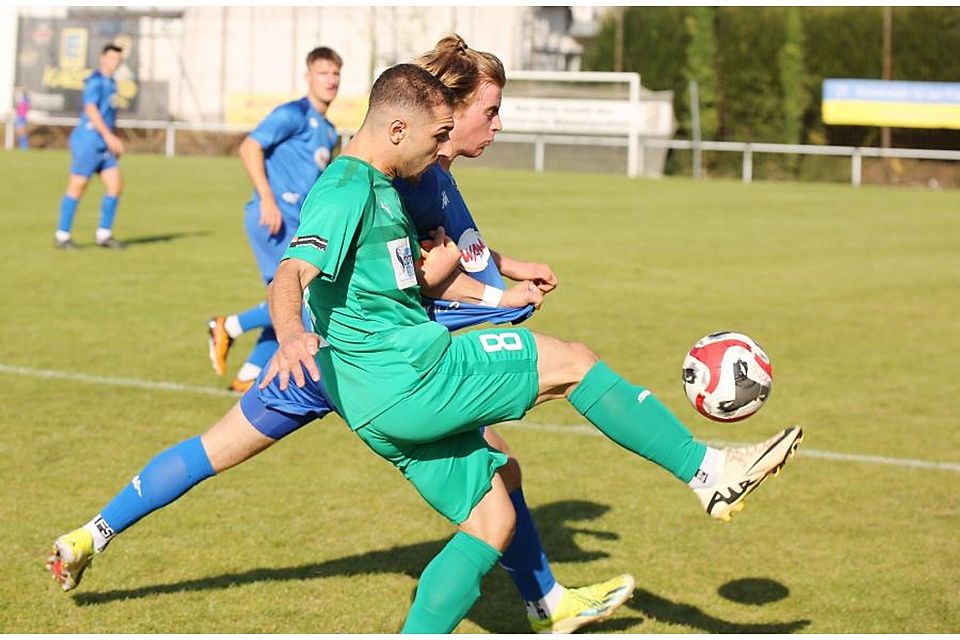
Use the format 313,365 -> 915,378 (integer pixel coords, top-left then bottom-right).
682,331 -> 773,422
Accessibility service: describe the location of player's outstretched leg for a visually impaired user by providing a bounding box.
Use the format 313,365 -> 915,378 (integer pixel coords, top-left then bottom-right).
535,335 -> 803,521
208,302 -> 272,378
231,328 -> 278,393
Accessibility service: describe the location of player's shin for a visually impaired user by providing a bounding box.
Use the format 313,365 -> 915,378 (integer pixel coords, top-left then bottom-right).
93,436 -> 215,552
567,361 -> 708,483
401,531 -> 501,633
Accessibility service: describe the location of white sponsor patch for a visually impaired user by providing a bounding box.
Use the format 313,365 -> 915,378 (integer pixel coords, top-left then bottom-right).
457,228 -> 490,273
387,237 -> 417,289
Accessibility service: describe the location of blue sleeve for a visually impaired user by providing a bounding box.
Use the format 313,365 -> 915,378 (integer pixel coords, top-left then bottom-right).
249,103 -> 302,152
82,75 -> 100,107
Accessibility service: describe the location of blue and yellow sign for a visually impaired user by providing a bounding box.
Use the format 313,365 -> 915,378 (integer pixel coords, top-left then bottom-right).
823,79 -> 960,129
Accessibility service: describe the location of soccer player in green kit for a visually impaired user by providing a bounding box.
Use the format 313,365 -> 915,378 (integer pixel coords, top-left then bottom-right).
265,63 -> 803,633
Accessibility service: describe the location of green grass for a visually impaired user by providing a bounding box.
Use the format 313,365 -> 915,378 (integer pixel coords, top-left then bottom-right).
1,149 -> 958,633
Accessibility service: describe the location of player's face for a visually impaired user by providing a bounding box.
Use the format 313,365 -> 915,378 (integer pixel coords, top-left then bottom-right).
450,81 -> 502,159
100,50 -> 123,76
397,104 -> 454,180
306,59 -> 341,106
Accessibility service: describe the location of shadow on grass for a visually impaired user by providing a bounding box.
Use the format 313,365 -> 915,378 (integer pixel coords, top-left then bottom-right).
72,500 -> 809,633
117,231 -> 211,246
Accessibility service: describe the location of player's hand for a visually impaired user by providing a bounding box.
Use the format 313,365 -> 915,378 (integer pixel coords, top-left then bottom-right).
515,261 -> 558,293
421,226 -> 461,277
259,198 -> 284,236
502,280 -> 545,309
259,331 -> 321,391
105,133 -> 125,156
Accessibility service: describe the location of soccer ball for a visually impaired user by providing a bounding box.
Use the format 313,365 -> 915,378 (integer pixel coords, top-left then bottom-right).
682,331 -> 773,422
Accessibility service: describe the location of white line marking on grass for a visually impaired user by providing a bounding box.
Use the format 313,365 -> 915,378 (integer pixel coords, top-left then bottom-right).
497,421 -> 960,473
0,363 -> 235,398
3,363 -> 958,473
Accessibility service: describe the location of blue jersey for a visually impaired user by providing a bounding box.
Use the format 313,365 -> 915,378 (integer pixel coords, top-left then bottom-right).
72,70 -> 117,148
248,97 -> 339,214
395,163 -> 535,331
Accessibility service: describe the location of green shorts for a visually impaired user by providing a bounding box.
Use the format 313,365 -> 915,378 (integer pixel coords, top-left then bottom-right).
356,327 -> 539,523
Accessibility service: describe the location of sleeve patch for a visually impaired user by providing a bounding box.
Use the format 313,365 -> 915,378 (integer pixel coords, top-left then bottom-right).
290,235 -> 328,251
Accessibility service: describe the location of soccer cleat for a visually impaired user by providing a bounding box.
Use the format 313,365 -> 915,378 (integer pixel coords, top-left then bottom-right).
95,236 -> 126,249
696,425 -> 804,522
229,377 -> 255,394
207,316 -> 233,376
529,573 -> 636,634
45,528 -> 94,592
55,238 -> 80,250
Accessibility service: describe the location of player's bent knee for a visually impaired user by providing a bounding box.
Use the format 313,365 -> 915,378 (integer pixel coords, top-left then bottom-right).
496,456 -> 522,493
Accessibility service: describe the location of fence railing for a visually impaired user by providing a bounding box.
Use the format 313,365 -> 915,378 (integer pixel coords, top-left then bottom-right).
7,114 -> 960,187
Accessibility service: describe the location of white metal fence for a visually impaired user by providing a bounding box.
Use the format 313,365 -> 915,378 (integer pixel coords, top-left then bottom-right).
7,114 -> 960,187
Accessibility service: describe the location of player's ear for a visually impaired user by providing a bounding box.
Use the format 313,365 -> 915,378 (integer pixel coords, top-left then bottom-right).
388,118 -> 408,145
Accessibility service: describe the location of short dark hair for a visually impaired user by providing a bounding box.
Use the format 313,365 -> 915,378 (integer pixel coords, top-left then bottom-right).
102,43 -> 123,55
306,46 -> 342,68
368,63 -> 454,116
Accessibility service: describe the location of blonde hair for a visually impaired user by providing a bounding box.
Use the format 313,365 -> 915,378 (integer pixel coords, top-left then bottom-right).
414,34 -> 505,109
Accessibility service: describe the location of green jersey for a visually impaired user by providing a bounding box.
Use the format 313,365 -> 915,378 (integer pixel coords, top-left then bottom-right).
282,156 -> 451,428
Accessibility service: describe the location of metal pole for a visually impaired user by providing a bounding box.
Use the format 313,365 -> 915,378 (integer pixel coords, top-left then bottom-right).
743,145 -> 753,184
4,115 -> 13,150
534,137 -> 545,173
881,7 -> 893,149
690,79 -> 702,179
851,148 -> 862,187
165,124 -> 175,158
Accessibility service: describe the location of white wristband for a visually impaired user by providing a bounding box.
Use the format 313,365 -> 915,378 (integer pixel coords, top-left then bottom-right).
480,285 -> 504,307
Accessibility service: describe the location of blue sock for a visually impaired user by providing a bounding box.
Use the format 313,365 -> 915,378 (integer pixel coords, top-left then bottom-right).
247,328 -> 279,369
18,136 -> 28,150
499,488 -> 557,601
98,195 -> 119,230
97,436 -> 215,549
237,302 -> 271,332
58,195 -> 79,233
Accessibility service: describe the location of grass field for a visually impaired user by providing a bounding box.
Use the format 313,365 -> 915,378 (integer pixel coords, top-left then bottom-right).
1,149 -> 958,633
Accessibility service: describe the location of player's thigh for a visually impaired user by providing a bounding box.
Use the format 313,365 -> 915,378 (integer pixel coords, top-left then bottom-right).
483,427 -> 522,492
371,328 -> 539,443
65,173 -> 90,198
356,424 -> 509,525
99,165 -> 122,196
201,402 -> 277,473
458,471 -> 516,552
531,331 -> 599,403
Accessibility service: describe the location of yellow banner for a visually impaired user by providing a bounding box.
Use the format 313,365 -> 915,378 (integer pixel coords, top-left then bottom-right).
823,100 -> 960,129
226,93 -> 367,131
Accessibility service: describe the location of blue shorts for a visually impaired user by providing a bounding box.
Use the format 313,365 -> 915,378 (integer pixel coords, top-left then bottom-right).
244,200 -> 301,284
69,136 -> 118,177
239,367 -> 335,440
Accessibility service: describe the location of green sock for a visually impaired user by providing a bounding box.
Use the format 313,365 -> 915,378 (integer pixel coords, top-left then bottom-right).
568,361 -> 707,482
401,531 -> 501,633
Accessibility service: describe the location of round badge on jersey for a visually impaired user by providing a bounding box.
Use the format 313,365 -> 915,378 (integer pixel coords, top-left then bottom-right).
457,228 -> 490,273
314,146 -> 331,170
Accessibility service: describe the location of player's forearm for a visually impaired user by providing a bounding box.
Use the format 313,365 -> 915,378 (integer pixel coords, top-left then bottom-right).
268,259 -> 316,340
490,249 -> 523,280
84,104 -> 113,139
239,137 -> 275,201
421,270 -> 505,307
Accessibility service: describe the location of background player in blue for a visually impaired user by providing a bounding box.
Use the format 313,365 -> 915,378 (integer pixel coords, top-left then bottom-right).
46,37 -> 635,634
54,43 -> 126,250
207,47 -> 342,393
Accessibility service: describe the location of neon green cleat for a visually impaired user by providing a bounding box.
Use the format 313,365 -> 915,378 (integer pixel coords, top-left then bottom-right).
45,528 -> 94,592
528,573 -> 636,634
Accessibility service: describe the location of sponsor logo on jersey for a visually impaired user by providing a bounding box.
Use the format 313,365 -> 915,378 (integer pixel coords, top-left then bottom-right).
457,228 -> 490,273
387,237 -> 417,289
290,235 -> 328,251
309,116 -> 319,128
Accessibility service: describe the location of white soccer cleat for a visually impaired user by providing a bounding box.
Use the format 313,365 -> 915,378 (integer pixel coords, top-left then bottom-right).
695,425 -> 803,522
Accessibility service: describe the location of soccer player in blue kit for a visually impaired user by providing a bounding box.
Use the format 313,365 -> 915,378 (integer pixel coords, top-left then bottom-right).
47,38 -> 637,634
207,47 -> 342,393
54,43 -> 126,250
